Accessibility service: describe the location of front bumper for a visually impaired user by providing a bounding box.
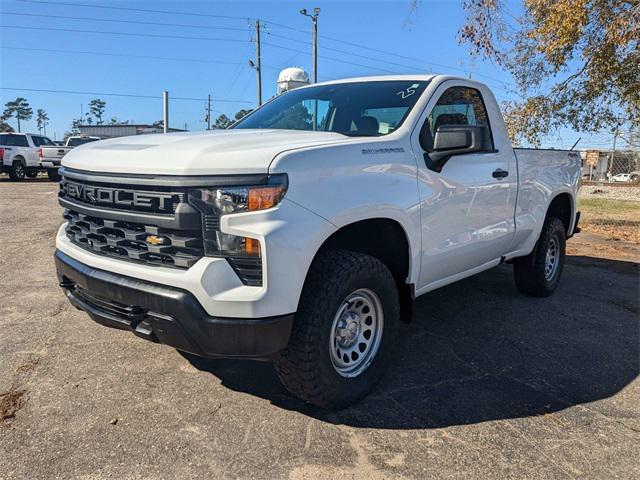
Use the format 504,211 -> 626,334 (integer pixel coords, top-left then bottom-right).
55,250 -> 294,359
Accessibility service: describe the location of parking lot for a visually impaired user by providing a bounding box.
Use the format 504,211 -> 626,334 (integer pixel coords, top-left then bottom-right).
1,179 -> 638,479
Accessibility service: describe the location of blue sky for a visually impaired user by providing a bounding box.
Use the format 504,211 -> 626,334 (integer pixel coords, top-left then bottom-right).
0,0 -> 625,149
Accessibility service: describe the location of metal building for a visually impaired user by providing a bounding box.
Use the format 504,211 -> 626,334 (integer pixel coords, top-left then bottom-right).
78,124 -> 185,139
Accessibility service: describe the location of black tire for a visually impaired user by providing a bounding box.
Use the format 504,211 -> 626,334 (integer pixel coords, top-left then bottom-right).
274,250 -> 400,409
513,217 -> 566,297
47,169 -> 61,182
25,169 -> 39,178
8,161 -> 25,181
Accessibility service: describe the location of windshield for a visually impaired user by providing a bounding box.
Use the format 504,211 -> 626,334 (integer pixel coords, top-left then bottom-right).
68,137 -> 99,147
233,80 -> 429,136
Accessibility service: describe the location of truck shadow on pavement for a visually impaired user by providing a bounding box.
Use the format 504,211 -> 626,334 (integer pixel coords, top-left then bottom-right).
183,256 -> 639,429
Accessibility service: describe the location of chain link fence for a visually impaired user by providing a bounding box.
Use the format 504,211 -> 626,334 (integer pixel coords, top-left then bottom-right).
580,151 -> 640,243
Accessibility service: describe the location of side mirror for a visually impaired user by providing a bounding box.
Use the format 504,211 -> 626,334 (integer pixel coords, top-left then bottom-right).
422,125 -> 490,173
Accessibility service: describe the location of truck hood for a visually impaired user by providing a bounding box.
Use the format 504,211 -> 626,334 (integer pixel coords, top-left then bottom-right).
62,129 -> 352,175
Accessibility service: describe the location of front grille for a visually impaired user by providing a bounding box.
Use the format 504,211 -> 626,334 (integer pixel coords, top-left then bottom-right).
59,178 -> 186,215
59,168 -> 264,285
64,209 -> 203,268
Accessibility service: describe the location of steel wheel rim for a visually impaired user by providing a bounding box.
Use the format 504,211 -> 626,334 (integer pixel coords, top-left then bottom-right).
329,288 -> 384,378
545,236 -> 560,280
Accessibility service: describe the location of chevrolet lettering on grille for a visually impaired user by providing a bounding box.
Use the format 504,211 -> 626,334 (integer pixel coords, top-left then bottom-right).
62,181 -> 176,212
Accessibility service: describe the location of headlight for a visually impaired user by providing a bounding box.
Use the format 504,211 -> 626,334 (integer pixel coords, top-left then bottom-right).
188,174 -> 287,286
197,182 -> 287,217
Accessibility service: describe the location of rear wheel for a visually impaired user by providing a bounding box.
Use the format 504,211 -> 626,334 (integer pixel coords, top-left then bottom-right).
274,250 -> 400,409
47,169 -> 61,182
8,161 -> 25,181
513,217 -> 566,297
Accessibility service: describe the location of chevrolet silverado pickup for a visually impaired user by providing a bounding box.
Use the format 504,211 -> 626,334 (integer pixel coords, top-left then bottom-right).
1,132 -> 55,180
55,75 -> 581,408
40,135 -> 101,181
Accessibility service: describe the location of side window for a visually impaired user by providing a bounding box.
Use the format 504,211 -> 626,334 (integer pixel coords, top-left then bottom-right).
360,107 -> 408,134
15,135 -> 29,147
32,136 -> 43,147
428,87 -> 494,149
0,134 -> 29,146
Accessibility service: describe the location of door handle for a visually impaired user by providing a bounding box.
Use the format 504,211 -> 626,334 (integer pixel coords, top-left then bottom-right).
492,169 -> 509,179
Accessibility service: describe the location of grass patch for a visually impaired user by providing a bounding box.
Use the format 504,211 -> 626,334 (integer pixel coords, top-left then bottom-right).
581,198 -> 640,214
580,198 -> 640,243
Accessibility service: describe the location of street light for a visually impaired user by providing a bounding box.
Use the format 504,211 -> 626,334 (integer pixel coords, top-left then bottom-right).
299,7 -> 320,83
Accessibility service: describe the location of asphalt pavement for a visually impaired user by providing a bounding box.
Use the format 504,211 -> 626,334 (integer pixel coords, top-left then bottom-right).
1,179 -> 638,479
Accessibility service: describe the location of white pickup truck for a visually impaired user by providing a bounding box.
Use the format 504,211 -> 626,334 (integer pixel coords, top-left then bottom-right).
40,135 -> 101,181
0,132 -> 55,180
55,75 -> 581,408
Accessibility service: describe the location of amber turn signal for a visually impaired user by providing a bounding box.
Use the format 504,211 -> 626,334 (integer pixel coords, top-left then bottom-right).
245,237 -> 261,256
248,185 -> 287,211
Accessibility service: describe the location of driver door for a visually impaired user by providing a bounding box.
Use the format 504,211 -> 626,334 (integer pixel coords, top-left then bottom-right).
411,82 -> 517,290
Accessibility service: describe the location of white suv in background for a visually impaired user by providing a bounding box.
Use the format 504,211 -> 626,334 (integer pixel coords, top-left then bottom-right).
0,132 -> 55,181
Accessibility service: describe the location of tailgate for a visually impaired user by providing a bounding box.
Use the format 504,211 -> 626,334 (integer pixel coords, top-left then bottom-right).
42,147 -> 71,159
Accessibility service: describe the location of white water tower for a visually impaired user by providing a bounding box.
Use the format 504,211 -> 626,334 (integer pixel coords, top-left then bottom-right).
277,67 -> 310,94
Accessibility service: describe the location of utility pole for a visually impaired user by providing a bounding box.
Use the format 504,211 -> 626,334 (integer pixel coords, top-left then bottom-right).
300,8 -> 320,130
255,20 -> 262,106
300,7 -> 321,83
206,94 -> 211,130
248,21 -> 262,107
163,90 -> 169,134
608,126 -> 619,180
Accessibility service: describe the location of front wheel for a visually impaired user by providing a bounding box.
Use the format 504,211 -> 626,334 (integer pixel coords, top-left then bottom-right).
275,250 -> 400,410
513,217 -> 566,297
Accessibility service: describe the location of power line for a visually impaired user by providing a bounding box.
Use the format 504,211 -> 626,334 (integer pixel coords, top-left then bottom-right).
319,36 -> 513,88
0,87 -> 253,104
266,31 -> 511,92
263,40 -> 514,92
0,25 -> 250,43
0,27 -> 407,76
17,0 -> 254,21
265,26 -> 515,89
5,13 -> 510,88
17,0 -> 512,88
12,0 -> 516,91
263,22 -> 513,88
262,41 -> 397,74
0,46 -> 282,70
1,11 -> 251,32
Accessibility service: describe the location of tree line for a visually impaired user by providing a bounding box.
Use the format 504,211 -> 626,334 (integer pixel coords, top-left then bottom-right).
1,96 -> 254,137
214,108 -> 253,129
1,98 -> 50,135
1,97 -> 110,136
